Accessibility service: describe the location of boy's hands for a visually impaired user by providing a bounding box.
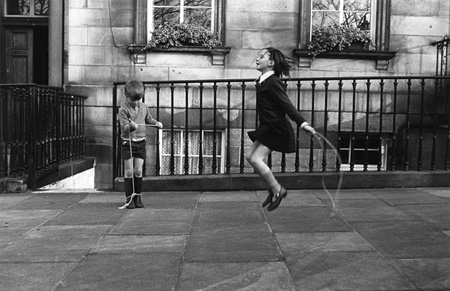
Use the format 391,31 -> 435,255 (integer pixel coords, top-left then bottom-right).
303,124 -> 316,135
128,119 -> 138,132
155,122 -> 163,129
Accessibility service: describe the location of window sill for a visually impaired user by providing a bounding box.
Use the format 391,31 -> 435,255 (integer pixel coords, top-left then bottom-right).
128,45 -> 231,66
293,49 -> 397,70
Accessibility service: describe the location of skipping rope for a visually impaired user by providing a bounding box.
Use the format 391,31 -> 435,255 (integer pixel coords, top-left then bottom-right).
312,132 -> 343,218
118,120 -> 138,210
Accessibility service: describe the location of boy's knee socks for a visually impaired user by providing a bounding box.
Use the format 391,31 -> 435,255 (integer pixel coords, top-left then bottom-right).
134,177 -> 142,194
124,178 -> 133,197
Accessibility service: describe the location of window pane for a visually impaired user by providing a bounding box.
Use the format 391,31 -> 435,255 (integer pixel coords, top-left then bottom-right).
162,131 -> 181,154
154,7 -> 180,26
188,131 -> 200,155
343,12 -> 370,30
184,8 -> 211,26
34,0 -> 48,15
312,11 -> 339,29
185,0 -> 212,7
154,0 -> 180,6
344,0 -> 370,11
6,0 -> 31,15
311,0 -> 372,31
312,0 -> 339,10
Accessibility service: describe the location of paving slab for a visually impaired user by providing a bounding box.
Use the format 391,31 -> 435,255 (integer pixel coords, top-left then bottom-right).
91,234 -> 188,254
266,207 -> 352,233
286,251 -> 416,291
55,253 -> 181,291
0,262 -> 78,291
369,188 -> 450,205
0,225 -> 111,262
393,258 -> 450,290
7,192 -> 88,210
185,223 -> 281,263
44,203 -> 127,226
142,191 -> 201,209
195,202 -> 266,230
0,193 -> 34,210
78,192 -> 124,204
398,203 -> 450,230
311,188 -> 379,200
0,209 -> 61,228
200,190 -> 258,202
110,208 -> 195,235
276,232 -> 375,254
333,199 -> 413,222
420,187 -> 450,199
352,221 -> 450,259
177,262 -> 296,291
0,227 -> 33,251
264,189 -> 325,207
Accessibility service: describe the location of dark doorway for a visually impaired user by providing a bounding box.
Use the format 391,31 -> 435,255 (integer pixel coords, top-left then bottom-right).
33,26 -> 49,85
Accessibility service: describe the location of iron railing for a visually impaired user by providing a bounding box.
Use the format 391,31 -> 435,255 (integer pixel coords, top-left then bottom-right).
0,84 -> 87,189
113,76 -> 450,182
432,37 -> 450,77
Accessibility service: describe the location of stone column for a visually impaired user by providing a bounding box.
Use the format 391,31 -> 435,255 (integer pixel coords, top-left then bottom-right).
48,0 -> 63,87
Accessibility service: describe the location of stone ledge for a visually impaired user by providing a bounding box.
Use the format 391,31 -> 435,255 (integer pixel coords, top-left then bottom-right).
114,171 -> 450,192
35,157 -> 96,189
0,178 -> 28,193
128,44 -> 231,66
293,49 -> 397,70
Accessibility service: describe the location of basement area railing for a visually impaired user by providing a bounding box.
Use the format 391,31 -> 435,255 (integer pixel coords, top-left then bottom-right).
0,84 -> 88,189
113,76 -> 450,182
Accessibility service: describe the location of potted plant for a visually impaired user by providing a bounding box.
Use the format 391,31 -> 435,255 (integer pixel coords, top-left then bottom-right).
144,22 -> 222,50
306,24 -> 375,57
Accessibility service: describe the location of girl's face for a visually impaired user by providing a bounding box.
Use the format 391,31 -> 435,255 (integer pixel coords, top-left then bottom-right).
255,49 -> 273,74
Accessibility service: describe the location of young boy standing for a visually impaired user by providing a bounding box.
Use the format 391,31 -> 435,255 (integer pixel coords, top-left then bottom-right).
118,80 -> 163,209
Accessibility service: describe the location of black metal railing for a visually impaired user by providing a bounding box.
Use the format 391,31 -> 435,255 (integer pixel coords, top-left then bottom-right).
112,76 -> 450,182
432,37 -> 450,77
432,37 -> 450,108
0,84 -> 88,189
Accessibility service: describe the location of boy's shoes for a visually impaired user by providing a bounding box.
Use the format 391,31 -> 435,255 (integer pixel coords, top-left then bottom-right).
125,197 -> 136,209
134,194 -> 144,208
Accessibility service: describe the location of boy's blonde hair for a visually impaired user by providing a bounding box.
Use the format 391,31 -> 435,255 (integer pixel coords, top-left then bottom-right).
124,80 -> 144,101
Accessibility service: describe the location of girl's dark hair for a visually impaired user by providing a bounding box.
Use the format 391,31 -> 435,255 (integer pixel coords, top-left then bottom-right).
265,47 -> 292,77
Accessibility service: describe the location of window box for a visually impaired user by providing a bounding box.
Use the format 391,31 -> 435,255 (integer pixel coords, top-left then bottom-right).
128,44 -> 231,66
293,48 -> 396,70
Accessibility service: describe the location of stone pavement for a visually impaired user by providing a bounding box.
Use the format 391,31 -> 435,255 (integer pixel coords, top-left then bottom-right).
1,187 -> 450,291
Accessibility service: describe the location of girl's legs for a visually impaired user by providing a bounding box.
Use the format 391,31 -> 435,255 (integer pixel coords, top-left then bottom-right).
245,141 -> 281,194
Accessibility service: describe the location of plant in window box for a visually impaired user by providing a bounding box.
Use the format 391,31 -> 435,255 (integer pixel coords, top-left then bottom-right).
306,24 -> 375,57
144,22 -> 222,50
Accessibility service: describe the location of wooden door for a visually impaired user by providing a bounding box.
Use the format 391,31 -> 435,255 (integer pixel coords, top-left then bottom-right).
5,29 -> 33,83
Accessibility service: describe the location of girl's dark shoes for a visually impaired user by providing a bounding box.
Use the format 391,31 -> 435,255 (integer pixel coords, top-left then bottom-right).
262,189 -> 274,207
267,187 -> 287,211
134,194 -> 144,208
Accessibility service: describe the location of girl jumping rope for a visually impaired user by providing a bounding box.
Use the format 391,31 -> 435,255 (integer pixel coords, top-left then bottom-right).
246,47 -> 316,211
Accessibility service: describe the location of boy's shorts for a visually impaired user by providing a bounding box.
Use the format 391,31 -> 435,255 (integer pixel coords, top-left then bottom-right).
121,140 -> 146,160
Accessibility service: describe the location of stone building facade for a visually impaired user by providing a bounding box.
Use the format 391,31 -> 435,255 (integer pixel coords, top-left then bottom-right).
42,1 -> 450,188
